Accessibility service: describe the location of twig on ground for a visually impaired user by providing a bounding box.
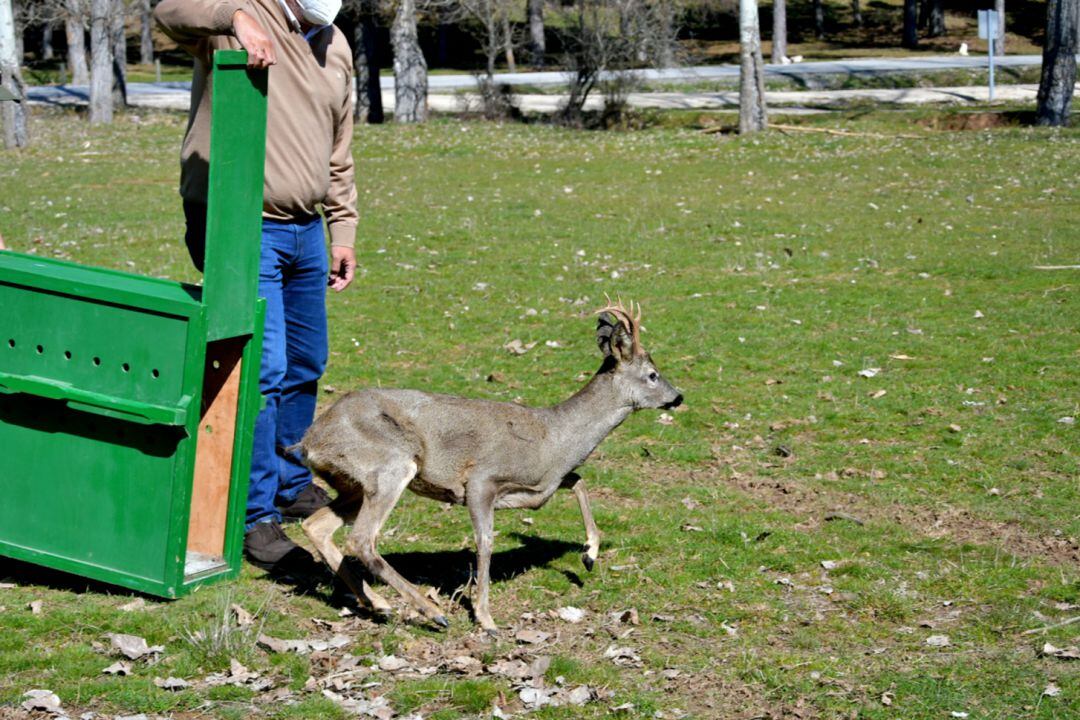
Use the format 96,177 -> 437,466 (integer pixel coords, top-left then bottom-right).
1032,265 -> 1080,270
1020,615 -> 1080,636
769,123 -> 925,140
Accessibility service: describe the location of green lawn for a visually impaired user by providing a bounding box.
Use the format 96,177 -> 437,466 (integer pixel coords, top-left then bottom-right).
0,106 -> 1078,719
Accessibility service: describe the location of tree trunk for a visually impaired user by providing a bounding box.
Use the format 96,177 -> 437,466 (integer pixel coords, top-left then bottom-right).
11,0 -> 19,60
66,0 -> 89,85
1036,0 -> 1078,126
655,0 -> 676,67
771,0 -> 786,63
527,0 -> 544,68
42,23 -> 54,60
738,0 -> 766,134
353,12 -> 383,124
902,0 -> 918,48
925,0 -> 944,38
812,0 -> 824,39
89,0 -> 112,123
111,0 -> 126,107
391,0 -> 426,123
1,0 -> 30,148
851,0 -> 862,28
501,11 -> 515,73
139,0 -> 153,64
994,0 -> 1005,56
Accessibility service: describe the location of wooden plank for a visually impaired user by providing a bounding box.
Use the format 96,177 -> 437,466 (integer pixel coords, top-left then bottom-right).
187,339 -> 244,557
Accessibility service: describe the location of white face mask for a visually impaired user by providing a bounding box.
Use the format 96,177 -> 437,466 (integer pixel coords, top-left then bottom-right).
297,0 -> 341,25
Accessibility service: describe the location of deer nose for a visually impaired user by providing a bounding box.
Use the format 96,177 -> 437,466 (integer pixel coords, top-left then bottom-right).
663,393 -> 683,410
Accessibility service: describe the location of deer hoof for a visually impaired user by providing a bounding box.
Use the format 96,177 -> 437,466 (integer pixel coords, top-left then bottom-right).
433,615 -> 450,629
483,627 -> 499,639
581,552 -> 595,572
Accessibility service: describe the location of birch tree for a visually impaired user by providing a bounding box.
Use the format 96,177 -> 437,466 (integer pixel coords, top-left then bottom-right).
738,0 -> 766,134
901,0 -> 917,48
390,0 -> 427,123
1036,0 -> 1078,126
343,0 -> 384,123
994,0 -> 1005,56
1,0 -> 29,147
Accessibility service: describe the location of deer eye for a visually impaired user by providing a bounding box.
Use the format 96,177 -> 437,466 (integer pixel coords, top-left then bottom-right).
648,371 -> 659,382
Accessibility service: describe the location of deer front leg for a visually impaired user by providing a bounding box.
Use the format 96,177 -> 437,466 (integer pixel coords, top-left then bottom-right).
562,473 -> 600,571
467,486 -> 498,634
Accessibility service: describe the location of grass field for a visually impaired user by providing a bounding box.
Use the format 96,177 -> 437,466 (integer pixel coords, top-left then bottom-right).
0,106 -> 1078,719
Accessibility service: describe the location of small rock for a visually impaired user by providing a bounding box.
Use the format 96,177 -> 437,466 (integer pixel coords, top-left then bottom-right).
557,606 -> 586,624
926,635 -> 951,647
515,629 -> 551,644
22,689 -> 62,714
153,677 -> 190,691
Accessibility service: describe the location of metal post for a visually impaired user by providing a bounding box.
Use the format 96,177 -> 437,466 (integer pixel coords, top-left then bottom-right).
155,58 -> 161,83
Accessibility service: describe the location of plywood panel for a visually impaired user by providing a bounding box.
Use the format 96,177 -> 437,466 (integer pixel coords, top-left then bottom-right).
187,338 -> 244,556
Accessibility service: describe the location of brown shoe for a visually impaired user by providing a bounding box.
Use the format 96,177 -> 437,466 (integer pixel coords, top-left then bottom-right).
278,483 -> 331,522
244,519 -> 316,573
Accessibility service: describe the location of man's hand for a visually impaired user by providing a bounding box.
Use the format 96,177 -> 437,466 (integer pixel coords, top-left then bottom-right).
329,246 -> 355,292
232,10 -> 276,68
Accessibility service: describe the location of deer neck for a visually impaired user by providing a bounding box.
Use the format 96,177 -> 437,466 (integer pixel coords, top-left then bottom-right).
549,366 -> 633,463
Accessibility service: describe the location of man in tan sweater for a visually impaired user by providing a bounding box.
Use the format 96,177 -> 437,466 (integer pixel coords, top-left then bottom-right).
156,0 -> 357,573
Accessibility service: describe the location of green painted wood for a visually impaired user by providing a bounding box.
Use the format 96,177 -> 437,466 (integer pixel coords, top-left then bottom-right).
203,50 -> 269,343
0,51 -> 268,599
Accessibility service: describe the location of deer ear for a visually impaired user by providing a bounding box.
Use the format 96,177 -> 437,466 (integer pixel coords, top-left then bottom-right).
596,312 -> 633,361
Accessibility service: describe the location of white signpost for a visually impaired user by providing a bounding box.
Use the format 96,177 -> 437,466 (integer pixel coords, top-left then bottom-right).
978,9 -> 999,101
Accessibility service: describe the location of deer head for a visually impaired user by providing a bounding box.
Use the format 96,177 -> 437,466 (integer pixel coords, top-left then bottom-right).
595,296 -> 683,411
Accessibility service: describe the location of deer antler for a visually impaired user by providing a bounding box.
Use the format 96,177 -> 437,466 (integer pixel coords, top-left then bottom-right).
594,293 -> 643,357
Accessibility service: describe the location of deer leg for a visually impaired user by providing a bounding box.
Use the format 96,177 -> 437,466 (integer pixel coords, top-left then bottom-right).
563,473 -> 600,571
344,460 -> 448,628
302,495 -> 393,616
467,487 -> 498,634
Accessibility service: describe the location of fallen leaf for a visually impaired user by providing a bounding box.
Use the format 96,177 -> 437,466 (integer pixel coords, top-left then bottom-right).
869,389 -> 887,399
107,633 -> 164,660
1041,642 -> 1080,660
504,339 -> 537,356
1044,682 -> 1062,697
378,655 -> 410,672
22,689 -> 62,714
29,600 -> 43,614
926,635 -> 951,647
947,424 -> 962,433
858,368 -> 881,378
881,692 -> 894,706
820,560 -> 839,570
231,604 -> 254,627
557,606 -> 586,624
103,661 -> 132,675
681,524 -> 704,533
514,629 -> 551,644
519,686 -> 555,708
680,496 -> 700,510
153,677 -> 190,691
611,702 -> 635,713
448,655 -> 483,675
487,658 -> 531,679
118,598 -> 146,613
603,645 -> 642,667
614,608 -> 640,625
566,685 -> 594,706
258,635 -> 311,655
889,354 -> 915,360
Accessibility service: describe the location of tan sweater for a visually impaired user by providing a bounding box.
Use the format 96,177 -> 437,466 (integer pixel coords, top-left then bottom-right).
154,0 -> 358,248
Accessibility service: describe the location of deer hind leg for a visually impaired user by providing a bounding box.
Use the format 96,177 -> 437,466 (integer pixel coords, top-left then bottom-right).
562,473 -> 601,571
344,459 -> 448,628
302,488 -> 394,615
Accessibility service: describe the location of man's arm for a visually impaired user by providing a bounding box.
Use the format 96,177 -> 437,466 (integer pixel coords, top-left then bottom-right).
154,0 -> 276,68
324,55 -> 359,292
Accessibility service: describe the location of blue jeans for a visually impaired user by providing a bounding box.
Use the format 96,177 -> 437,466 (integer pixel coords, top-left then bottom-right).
249,216 -> 329,527
184,203 -> 328,528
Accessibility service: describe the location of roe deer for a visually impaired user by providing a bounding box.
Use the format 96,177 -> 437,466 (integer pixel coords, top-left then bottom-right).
297,298 -> 682,632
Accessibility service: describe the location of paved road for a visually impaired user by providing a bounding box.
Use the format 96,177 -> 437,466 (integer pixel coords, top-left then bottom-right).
24,54 -> 1060,112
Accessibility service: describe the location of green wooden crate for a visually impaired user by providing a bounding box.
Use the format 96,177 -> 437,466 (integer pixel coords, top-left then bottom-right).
0,51 -> 268,598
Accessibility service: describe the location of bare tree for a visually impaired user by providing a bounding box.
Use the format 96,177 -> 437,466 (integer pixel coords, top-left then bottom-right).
771,0 -> 785,63
919,0 -> 943,38
555,0 -> 679,125
139,0 -> 152,64
1,0 -> 29,147
902,0 -> 917,48
812,0 -> 824,39
390,0 -> 426,122
65,0 -> 90,85
41,21 -> 54,58
1036,0 -> 1078,126
88,0 -> 112,123
850,0 -> 861,28
526,0 -> 544,67
738,0 -> 766,134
